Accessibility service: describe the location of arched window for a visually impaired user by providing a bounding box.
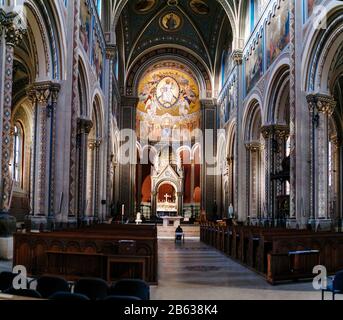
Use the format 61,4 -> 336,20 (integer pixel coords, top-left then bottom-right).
13,123 -> 24,186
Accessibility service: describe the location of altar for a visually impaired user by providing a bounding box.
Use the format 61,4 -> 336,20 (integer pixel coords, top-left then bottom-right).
157,193 -> 178,217
161,216 -> 183,228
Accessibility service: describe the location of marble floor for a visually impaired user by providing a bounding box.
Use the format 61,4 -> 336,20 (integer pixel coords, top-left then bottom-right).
150,240 -> 341,300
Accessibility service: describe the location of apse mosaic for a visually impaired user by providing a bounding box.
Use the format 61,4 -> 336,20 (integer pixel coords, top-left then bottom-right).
137,62 -> 201,141
266,1 -> 290,68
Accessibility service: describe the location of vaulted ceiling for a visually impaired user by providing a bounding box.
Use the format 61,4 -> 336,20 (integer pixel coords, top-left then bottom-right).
117,0 -> 232,74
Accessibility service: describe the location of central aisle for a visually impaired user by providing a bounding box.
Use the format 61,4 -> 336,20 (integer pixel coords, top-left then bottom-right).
151,240 -> 330,300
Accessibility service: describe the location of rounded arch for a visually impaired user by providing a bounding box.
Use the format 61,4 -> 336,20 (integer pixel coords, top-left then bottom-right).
155,179 -> 181,194
242,97 -> 263,141
127,47 -> 212,99
264,63 -> 290,124
77,57 -> 90,118
176,146 -> 192,163
303,4 -> 343,93
91,92 -> 105,139
23,0 -> 64,80
226,120 -> 237,157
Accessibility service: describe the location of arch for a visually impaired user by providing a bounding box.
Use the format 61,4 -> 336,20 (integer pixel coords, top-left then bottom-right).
242,98 -> 263,141
264,63 -> 290,124
127,47 -> 212,98
303,4 -> 343,93
23,1 -> 64,80
77,57 -> 90,118
226,120 -> 236,153
91,92 -> 105,138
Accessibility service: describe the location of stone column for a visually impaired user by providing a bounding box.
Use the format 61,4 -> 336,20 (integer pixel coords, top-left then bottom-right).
177,192 -> 184,217
201,99 -> 217,219
261,125 -> 274,223
245,142 -> 262,222
105,44 -> 117,218
232,50 -> 244,221
0,10 -> 24,214
119,96 -> 138,220
275,126 -> 290,196
87,138 -> 101,221
28,82 -> 60,229
330,135 -> 340,228
261,125 -> 289,225
77,117 -> 93,223
307,93 -> 336,229
151,191 -> 157,220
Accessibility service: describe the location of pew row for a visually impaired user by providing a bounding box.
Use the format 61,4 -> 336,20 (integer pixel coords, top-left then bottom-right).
13,224 -> 158,285
201,223 -> 343,284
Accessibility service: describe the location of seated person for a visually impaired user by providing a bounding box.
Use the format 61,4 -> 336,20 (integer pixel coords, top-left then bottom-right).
175,225 -> 184,241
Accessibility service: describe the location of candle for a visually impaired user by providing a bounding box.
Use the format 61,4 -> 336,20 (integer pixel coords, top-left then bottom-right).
122,204 -> 125,216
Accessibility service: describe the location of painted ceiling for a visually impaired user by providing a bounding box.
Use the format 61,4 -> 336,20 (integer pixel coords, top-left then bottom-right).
120,0 -> 230,72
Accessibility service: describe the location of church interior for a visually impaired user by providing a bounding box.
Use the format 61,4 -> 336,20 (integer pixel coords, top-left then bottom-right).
0,0 -> 343,302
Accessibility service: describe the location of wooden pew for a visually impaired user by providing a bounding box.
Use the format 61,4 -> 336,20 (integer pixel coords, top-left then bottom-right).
13,224 -> 158,284
200,223 -> 343,284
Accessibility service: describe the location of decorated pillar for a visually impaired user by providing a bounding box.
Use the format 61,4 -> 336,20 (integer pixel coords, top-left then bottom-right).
245,142 -> 263,222
0,10 -> 24,214
307,93 -> 336,228
28,82 -> 60,228
201,99 -> 217,219
86,138 -> 101,220
177,192 -> 184,217
261,125 -> 274,222
105,44 -> 117,218
232,49 -> 244,221
119,96 -> 138,220
76,117 -> 93,222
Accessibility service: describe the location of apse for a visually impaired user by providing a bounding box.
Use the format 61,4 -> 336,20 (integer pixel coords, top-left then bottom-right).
136,60 -> 201,143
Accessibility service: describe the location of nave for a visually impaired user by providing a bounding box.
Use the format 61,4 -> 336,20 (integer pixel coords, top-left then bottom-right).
151,240 -> 335,301
1,239 -> 342,300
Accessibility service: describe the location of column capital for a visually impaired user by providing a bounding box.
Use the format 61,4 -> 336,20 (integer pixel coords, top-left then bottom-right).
245,141 -> 262,151
106,44 -> 117,60
231,49 -> 243,65
0,10 -> 25,46
306,93 -> 336,115
77,117 -> 93,134
28,81 -> 61,105
261,124 -> 289,139
261,125 -> 274,139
